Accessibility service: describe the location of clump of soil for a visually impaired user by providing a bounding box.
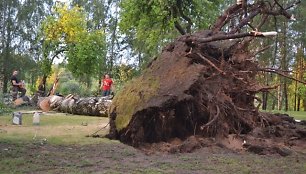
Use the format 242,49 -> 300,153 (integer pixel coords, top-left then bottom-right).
106,2 -> 306,155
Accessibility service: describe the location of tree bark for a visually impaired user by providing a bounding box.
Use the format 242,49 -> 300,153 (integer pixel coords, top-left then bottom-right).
297,95 -> 301,111
294,77 -> 298,111
38,95 -> 112,116
262,72 -> 269,110
262,91 -> 268,110
284,80 -> 288,111
277,85 -> 282,110
304,98 -> 306,112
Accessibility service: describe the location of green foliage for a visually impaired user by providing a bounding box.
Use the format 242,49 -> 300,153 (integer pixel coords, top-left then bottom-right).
0,0 -> 46,93
0,102 -> 11,115
112,64 -> 139,92
42,5 -> 87,42
58,79 -> 97,97
66,30 -> 106,78
0,94 -> 11,115
40,4 -> 107,80
58,80 -> 82,96
119,0 -> 221,65
297,85 -> 306,97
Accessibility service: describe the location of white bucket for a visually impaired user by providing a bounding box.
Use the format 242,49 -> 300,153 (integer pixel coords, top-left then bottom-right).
33,112 -> 40,125
12,112 -> 22,125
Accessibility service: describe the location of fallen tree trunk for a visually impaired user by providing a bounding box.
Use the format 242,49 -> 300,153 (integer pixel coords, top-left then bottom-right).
38,95 -> 112,117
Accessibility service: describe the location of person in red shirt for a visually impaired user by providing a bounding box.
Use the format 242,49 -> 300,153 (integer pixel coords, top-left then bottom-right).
101,74 -> 113,96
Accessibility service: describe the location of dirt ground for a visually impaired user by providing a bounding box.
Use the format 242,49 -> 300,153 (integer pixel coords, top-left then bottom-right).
1,140 -> 306,174
1,112 -> 306,173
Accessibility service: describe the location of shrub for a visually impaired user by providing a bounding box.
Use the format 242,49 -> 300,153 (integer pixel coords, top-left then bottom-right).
0,102 -> 11,115
0,94 -> 12,115
58,80 -> 82,96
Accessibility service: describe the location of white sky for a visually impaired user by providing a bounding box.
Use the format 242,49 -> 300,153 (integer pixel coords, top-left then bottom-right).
55,0 -> 70,4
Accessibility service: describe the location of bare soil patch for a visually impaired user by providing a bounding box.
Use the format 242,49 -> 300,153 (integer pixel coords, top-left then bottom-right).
1,141 -> 306,174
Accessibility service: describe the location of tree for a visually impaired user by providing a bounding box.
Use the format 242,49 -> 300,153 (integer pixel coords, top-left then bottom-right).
254,0 -> 306,111
0,0 -> 50,94
119,0 -> 221,67
71,0 -> 113,86
40,3 -> 107,89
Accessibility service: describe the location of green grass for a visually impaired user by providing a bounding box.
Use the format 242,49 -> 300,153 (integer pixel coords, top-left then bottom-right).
1,110 -> 306,173
0,112 -> 111,145
264,110 -> 306,120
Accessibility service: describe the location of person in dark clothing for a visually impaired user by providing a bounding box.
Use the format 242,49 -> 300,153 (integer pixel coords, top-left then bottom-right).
10,70 -> 26,101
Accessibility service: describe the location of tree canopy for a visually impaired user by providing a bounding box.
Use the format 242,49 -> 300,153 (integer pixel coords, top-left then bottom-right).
41,4 -> 106,81
119,0 -> 221,65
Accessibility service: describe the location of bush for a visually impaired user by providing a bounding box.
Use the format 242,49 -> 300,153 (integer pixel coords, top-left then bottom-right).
58,80 -> 82,96
0,94 -> 12,115
0,102 -> 11,115
79,88 -> 94,97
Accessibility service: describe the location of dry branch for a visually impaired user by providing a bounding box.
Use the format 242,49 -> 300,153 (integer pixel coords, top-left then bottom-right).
196,53 -> 225,75
259,68 -> 306,84
213,0 -> 300,35
193,31 -> 276,44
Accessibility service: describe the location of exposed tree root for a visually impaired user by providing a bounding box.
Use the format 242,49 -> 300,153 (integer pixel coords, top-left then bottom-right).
106,0 -> 306,155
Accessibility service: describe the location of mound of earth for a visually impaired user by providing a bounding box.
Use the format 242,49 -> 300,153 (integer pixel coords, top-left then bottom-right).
106,1 -> 306,155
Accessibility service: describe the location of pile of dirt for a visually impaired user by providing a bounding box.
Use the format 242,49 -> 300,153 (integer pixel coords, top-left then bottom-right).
106,1 -> 306,155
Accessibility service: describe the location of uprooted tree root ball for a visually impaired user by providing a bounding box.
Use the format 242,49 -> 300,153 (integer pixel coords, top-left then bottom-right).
106,1 -> 306,155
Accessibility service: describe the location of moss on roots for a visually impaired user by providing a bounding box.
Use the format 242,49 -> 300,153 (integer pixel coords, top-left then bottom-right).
111,75 -> 160,131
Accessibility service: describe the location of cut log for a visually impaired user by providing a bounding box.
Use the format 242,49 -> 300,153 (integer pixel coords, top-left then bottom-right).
38,97 -> 51,112
14,96 -> 30,106
38,95 -> 112,117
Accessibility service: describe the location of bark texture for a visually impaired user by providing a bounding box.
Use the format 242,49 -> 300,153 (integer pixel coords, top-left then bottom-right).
38,95 -> 112,116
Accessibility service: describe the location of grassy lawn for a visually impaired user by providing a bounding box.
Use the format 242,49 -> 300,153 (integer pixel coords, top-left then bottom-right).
1,110 -> 306,173
0,112 -> 110,145
264,110 -> 306,120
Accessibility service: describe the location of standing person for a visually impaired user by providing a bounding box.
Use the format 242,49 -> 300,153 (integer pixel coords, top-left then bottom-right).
101,74 -> 113,97
10,70 -> 26,101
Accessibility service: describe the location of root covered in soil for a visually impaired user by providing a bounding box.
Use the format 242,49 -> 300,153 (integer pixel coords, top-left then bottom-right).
107,1 -> 306,155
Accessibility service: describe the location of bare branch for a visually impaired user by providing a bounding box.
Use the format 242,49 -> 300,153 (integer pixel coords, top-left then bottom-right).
172,6 -> 186,35
213,0 -> 301,34
252,45 -> 272,57
174,21 -> 186,35
229,8 -> 261,34
196,53 -> 225,75
201,105 -> 220,129
195,31 -> 276,43
177,0 -> 192,33
258,68 -> 306,84
212,4 -> 242,33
